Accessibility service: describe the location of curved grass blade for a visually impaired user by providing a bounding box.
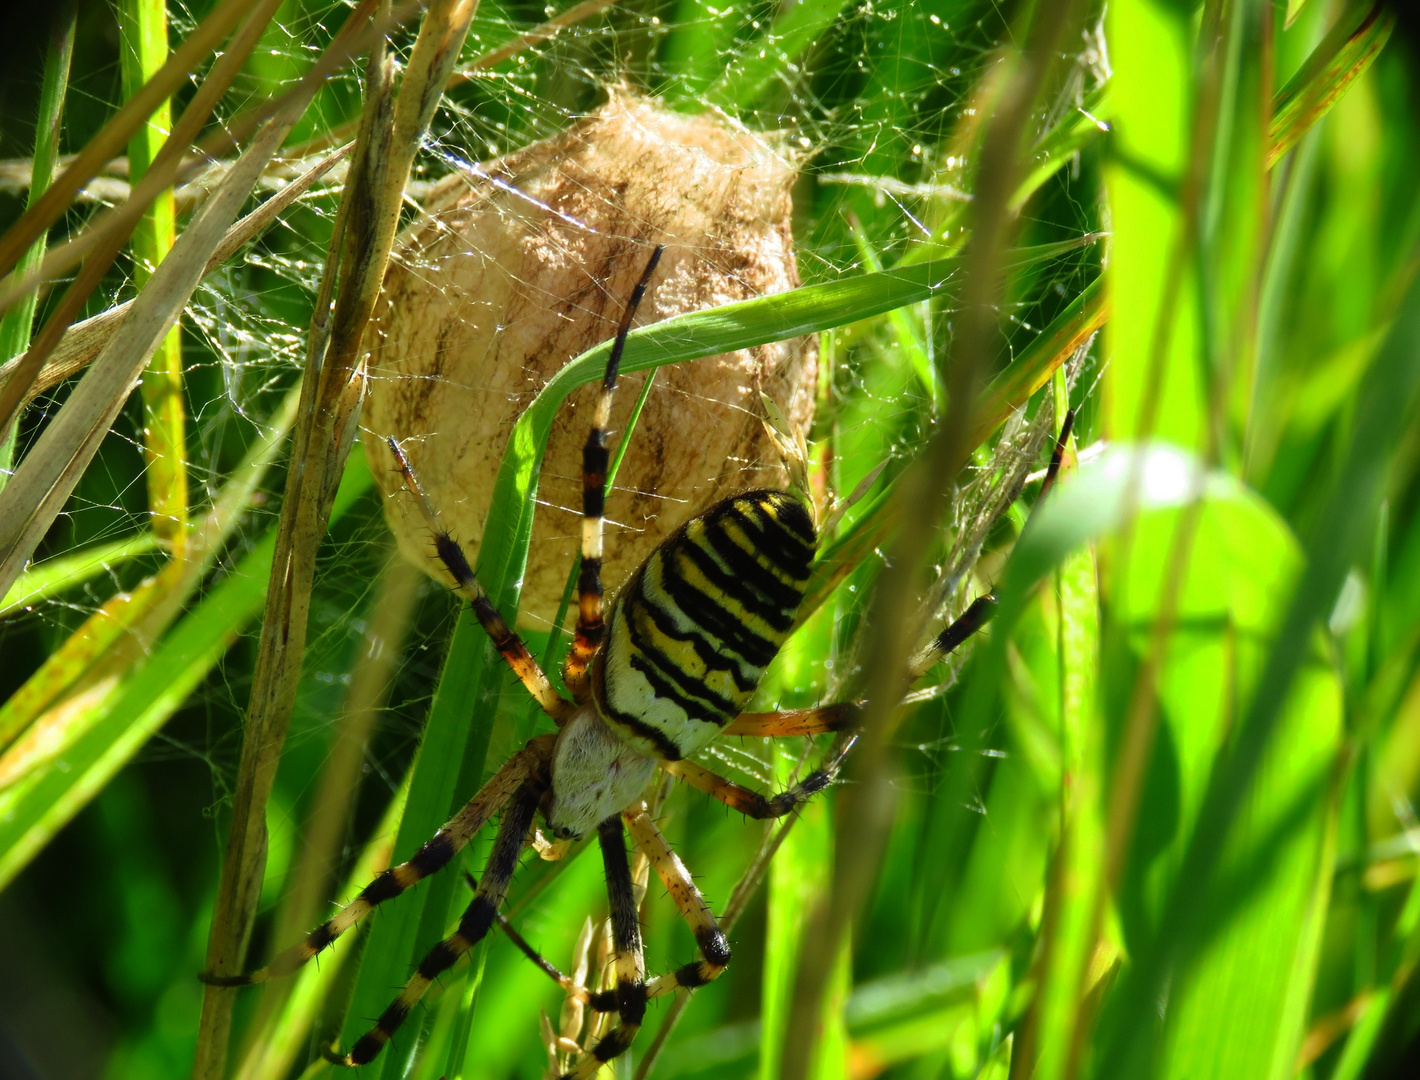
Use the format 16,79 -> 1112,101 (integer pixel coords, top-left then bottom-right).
1095,229 -> 1420,1080
0,532 -> 159,619
477,238 -> 1097,626
0,384 -> 301,757
1269,3 -> 1395,168
0,447 -> 372,891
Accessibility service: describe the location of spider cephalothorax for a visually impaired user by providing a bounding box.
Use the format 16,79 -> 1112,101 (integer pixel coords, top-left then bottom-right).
202,244 -> 1034,1078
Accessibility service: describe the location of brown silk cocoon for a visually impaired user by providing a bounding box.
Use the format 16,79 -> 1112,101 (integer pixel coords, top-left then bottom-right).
363,91 -> 816,627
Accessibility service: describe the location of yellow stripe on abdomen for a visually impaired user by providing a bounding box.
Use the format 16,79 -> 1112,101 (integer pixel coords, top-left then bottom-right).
596,491 -> 816,759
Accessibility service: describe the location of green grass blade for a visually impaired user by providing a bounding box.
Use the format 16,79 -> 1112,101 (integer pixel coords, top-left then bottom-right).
119,0 -> 189,553
0,452 -> 372,891
0,532 -> 160,618
481,240 -> 1096,630
1269,3 -> 1394,167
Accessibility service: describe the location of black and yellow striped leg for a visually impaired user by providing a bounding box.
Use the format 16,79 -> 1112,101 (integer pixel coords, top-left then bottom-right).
200,738 -> 552,987
660,738 -> 855,820
563,244 -> 664,700
561,815 -> 648,1080
908,593 -> 1000,677
624,803 -> 732,999
327,772 -> 548,1067
386,437 -> 574,723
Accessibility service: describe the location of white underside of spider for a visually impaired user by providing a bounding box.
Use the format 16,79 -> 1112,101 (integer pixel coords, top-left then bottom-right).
547,706 -> 660,839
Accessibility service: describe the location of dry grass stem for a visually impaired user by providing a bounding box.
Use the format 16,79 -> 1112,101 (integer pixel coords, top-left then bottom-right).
233,554 -> 420,1074
193,4 -> 482,1076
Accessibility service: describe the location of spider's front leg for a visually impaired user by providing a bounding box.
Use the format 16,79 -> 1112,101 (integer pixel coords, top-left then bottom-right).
200,740 -> 549,987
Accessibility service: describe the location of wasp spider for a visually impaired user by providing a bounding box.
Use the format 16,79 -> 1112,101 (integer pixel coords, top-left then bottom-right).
204,244 -> 1064,1076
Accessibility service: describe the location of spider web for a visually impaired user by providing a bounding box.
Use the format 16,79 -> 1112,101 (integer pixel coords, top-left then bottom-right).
0,1 -> 1105,1076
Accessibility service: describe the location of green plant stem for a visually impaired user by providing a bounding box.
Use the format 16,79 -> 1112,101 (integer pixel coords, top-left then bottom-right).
120,0 -> 190,556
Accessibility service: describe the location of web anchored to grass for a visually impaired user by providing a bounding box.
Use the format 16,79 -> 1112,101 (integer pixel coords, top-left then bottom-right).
0,3 -> 1415,1080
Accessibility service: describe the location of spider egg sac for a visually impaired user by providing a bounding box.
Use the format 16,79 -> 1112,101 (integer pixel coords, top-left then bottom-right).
362,91 -> 817,628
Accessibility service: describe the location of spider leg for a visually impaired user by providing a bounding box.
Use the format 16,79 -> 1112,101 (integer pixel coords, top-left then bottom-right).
722,702 -> 860,737
387,437 -> 574,723
563,244 -> 664,701
907,593 -> 999,677
477,883 -> 622,1012
200,738 -> 552,986
623,802 -> 731,997
560,815 -> 648,1080
327,771 -> 548,1067
907,406 -> 1077,678
660,737 -> 855,820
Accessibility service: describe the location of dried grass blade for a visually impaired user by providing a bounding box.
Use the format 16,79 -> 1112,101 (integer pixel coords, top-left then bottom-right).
0,384 -> 300,763
0,0 -> 286,436
0,2 -> 75,485
460,0 -> 617,73
193,5 -> 481,1077
0,38 -> 341,608
0,142 -> 350,407
0,0 -> 252,282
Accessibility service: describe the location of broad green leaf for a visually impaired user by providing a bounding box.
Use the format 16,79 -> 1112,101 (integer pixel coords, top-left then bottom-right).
1104,0 -> 1204,450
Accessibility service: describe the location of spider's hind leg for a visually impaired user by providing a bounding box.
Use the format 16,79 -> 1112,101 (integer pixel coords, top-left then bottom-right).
326,770 -> 548,1067
559,815 -> 648,1080
623,802 -> 733,997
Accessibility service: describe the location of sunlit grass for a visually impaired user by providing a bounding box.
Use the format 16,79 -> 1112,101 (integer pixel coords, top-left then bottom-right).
0,3 -> 1418,1080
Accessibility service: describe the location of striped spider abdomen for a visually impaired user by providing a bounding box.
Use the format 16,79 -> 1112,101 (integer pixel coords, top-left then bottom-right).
596,490 -> 817,762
